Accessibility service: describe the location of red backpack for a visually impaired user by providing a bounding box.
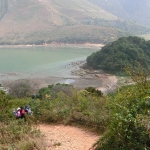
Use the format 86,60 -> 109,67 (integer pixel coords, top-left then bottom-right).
21,109 -> 25,115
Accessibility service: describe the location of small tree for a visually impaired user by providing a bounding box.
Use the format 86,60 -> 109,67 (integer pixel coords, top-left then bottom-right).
85,87 -> 103,96
0,90 -> 9,121
8,79 -> 32,98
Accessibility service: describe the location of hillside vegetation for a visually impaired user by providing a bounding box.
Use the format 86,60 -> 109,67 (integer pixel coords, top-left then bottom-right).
93,71 -> 150,150
1,70 -> 150,149
87,36 -> 150,72
0,0 -> 150,45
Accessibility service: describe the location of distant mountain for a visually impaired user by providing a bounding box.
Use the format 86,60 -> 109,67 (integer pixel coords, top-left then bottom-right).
89,0 -> 150,26
0,0 -> 150,45
0,0 -> 8,19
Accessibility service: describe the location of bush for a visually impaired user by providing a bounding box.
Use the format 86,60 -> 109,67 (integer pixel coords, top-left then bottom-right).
93,70 -> 150,150
8,79 -> 33,98
85,87 -> 103,97
0,90 -> 12,122
31,89 -> 108,132
38,83 -> 74,99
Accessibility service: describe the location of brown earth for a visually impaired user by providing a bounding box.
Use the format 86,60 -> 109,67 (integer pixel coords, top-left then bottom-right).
39,124 -> 100,150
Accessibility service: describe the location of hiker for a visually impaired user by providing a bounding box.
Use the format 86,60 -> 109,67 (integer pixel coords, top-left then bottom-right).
16,108 -> 21,119
25,105 -> 32,115
20,106 -> 26,119
12,108 -> 16,116
25,105 -> 29,113
28,107 -> 32,115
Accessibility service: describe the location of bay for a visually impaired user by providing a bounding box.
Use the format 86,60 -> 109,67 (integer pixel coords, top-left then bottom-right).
0,46 -> 99,84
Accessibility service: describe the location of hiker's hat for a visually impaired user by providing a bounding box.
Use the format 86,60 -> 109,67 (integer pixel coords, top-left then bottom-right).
17,107 -> 21,110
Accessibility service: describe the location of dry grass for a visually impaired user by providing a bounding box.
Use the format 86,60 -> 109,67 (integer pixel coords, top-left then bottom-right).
0,120 -> 46,150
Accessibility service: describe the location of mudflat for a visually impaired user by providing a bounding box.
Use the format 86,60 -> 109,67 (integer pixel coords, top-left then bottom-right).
0,62 -> 117,94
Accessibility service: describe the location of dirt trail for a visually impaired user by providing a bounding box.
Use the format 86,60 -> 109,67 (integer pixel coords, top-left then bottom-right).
39,124 -> 100,150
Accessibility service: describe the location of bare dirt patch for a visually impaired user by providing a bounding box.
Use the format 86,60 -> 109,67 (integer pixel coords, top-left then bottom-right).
39,124 -> 100,150
96,75 -> 117,94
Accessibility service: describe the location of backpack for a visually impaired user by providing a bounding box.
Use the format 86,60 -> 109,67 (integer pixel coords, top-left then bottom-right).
16,110 -> 21,117
28,108 -> 32,115
25,106 -> 29,112
21,109 -> 25,115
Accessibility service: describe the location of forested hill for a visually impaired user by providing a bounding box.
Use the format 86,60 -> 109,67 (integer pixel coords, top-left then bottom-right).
0,0 -> 150,45
86,36 -> 150,72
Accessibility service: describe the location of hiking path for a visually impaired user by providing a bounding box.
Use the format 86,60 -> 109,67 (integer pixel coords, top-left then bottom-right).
39,124 -> 100,150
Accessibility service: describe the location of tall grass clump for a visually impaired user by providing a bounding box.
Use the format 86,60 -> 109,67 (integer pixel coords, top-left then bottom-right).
93,69 -> 150,150
0,120 -> 45,150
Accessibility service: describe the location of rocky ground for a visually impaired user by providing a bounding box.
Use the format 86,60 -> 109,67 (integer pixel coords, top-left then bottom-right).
70,61 -> 118,94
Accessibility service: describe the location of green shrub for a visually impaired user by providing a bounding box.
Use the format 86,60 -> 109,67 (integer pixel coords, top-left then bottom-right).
38,83 -> 74,99
93,70 -> 150,150
85,87 -> 103,96
32,89 -> 108,132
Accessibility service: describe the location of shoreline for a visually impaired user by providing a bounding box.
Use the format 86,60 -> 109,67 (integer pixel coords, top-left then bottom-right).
0,60 -> 118,95
1,72 -> 117,95
0,43 -> 104,49
0,45 -> 118,94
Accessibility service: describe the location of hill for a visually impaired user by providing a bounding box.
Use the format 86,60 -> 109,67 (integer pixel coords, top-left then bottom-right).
86,36 -> 150,72
0,0 -> 150,45
89,0 -> 150,27
0,0 -> 8,19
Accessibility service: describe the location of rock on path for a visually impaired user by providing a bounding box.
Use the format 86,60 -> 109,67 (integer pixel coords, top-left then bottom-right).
39,124 -> 100,150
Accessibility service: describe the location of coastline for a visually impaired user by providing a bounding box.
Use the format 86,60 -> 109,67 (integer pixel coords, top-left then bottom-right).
0,43 -> 104,49
0,60 -> 118,95
0,44 -> 118,94
71,62 -> 118,94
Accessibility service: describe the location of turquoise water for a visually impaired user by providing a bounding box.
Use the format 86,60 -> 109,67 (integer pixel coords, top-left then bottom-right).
0,46 -> 98,77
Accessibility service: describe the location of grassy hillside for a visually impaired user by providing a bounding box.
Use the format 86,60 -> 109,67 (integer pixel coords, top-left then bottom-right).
48,0 -> 117,21
1,72 -> 150,149
0,25 -> 126,45
0,0 -> 150,45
